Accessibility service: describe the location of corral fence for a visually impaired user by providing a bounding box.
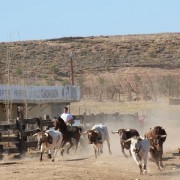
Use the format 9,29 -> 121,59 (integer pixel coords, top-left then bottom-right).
0,112 -> 141,155
169,98 -> 180,105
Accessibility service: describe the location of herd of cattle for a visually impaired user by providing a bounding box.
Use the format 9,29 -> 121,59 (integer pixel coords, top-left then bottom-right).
33,117 -> 167,175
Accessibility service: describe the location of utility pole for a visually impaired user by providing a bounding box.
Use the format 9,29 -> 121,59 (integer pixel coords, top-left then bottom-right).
69,52 -> 74,86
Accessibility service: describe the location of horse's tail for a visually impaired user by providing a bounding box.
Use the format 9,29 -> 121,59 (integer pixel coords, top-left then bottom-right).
78,127 -> 82,135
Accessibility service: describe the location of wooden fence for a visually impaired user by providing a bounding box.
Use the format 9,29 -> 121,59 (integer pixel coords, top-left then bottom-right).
169,98 -> 180,105
0,113 -> 139,155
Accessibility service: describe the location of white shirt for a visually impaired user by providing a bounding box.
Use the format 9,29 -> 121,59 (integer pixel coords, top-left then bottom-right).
61,112 -> 73,123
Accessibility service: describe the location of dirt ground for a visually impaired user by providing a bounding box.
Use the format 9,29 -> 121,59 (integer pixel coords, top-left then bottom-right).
0,101 -> 180,180
0,127 -> 180,180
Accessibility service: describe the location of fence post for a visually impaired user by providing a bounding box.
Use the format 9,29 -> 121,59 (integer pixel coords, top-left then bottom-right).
16,117 -> 25,154
83,112 -> 86,128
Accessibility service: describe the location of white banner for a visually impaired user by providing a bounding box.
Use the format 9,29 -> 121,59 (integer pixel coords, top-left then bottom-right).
0,85 -> 80,101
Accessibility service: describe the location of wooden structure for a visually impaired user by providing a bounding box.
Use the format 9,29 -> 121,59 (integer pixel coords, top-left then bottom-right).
0,85 -> 81,121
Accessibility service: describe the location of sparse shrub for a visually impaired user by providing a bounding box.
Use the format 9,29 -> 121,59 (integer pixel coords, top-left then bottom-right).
50,65 -> 59,74
62,79 -> 70,86
16,67 -> 22,76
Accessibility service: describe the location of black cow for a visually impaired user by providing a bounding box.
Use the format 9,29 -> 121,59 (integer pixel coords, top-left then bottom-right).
144,126 -> 167,171
112,128 -> 139,158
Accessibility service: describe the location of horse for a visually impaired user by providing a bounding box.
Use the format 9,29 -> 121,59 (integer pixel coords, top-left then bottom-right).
53,117 -> 82,154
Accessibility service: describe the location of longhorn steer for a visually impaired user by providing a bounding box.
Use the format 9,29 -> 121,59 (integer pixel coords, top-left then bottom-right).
124,136 -> 150,175
112,128 -> 139,158
84,124 -> 112,158
33,130 -> 63,161
144,126 -> 167,171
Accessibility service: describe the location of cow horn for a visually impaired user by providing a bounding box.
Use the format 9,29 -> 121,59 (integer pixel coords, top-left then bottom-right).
81,131 -> 88,134
160,135 -> 167,138
33,133 -> 38,137
140,136 -> 145,139
111,131 -> 119,134
44,132 -> 49,137
123,138 -> 131,143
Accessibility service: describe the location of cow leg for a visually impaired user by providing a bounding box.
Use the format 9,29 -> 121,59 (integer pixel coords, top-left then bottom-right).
52,148 -> 58,162
159,150 -> 164,170
40,152 -> 43,161
99,144 -> 103,154
48,149 -> 52,159
40,145 -> 44,161
106,139 -> 112,155
132,151 -> 143,174
139,164 -> 143,175
143,153 -> 148,174
143,165 -> 147,174
121,143 -> 128,158
150,149 -> 161,171
60,148 -> 64,156
129,149 -> 132,157
92,144 -> 98,158
94,146 -> 98,158
98,147 -> 100,156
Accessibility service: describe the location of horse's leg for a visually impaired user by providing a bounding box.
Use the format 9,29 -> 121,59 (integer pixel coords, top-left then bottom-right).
67,139 -> 73,155
74,135 -> 81,153
61,140 -> 67,156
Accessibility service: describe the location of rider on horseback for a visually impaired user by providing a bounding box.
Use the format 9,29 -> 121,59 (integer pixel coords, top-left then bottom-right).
60,106 -> 74,126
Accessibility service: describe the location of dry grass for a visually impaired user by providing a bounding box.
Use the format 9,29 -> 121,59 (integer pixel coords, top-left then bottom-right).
70,98 -> 179,116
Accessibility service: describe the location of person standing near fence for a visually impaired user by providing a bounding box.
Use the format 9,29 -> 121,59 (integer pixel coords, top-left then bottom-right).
60,106 -> 74,126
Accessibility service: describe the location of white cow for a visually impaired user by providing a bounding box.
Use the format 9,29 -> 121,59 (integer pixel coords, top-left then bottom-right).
85,124 -> 112,158
125,136 -> 150,175
33,129 -> 63,161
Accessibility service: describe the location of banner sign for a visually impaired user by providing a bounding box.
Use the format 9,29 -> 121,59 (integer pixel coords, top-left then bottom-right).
0,85 -> 80,101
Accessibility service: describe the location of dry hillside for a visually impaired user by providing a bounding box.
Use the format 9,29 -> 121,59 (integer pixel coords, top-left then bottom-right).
0,33 -> 180,100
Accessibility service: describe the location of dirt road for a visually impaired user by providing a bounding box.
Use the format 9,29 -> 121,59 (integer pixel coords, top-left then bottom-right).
1,101 -> 180,180
0,137 -> 180,180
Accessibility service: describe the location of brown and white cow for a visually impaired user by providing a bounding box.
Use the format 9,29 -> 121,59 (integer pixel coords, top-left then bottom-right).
84,124 -> 112,158
33,129 -> 63,161
144,126 -> 167,171
112,128 -> 140,158
124,136 -> 151,175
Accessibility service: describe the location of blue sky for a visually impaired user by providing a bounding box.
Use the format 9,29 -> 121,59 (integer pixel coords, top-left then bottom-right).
1,0 -> 179,42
